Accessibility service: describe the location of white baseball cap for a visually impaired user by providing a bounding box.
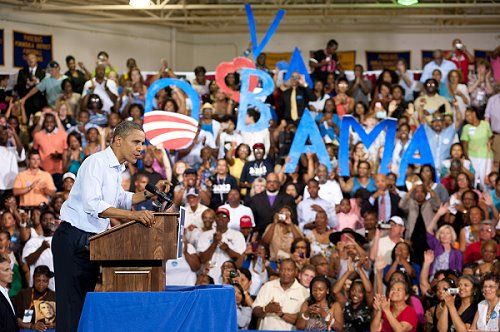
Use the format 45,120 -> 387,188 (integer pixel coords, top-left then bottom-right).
389,216 -> 405,226
62,172 -> 76,182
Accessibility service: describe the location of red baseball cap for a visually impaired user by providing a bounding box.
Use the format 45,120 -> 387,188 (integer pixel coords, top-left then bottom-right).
252,143 -> 265,151
240,215 -> 253,229
216,207 -> 230,220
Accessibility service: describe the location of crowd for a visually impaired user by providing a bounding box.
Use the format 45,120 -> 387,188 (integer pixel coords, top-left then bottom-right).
0,37 -> 499,331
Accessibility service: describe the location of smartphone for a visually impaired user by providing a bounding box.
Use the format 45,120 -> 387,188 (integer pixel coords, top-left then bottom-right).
447,288 -> 459,295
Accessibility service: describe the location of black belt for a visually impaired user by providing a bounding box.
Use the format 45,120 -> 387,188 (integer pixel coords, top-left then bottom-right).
59,221 -> 96,250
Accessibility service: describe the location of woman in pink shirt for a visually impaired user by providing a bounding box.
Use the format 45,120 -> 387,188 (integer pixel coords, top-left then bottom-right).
337,198 -> 363,231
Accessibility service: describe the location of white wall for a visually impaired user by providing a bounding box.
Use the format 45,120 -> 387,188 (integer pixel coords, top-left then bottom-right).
191,31 -> 500,71
1,5 -> 499,74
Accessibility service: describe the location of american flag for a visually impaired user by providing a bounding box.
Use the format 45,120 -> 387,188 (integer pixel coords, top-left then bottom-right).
143,111 -> 199,150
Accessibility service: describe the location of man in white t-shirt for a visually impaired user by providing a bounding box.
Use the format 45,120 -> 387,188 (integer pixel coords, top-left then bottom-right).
220,189 -> 255,231
217,118 -> 243,159
82,64 -> 118,112
166,241 -> 199,286
303,164 -> 343,205
196,207 -> 246,283
184,188 -> 209,245
22,210 -> 57,291
181,130 -> 217,167
369,216 -> 405,266
184,188 -> 208,230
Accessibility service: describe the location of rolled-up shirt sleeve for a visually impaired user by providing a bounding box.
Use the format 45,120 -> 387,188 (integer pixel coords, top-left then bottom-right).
81,159 -> 113,218
117,189 -> 134,211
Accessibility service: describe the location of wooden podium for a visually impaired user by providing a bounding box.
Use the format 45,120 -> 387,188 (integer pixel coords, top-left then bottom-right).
89,212 -> 179,292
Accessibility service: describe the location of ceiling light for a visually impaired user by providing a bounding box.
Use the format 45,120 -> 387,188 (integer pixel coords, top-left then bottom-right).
398,0 -> 418,5
129,0 -> 151,8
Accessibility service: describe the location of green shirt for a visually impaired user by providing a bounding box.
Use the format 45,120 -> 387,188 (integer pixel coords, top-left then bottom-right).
460,120 -> 493,158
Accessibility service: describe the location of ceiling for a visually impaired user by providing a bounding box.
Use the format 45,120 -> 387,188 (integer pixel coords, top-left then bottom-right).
3,0 -> 500,33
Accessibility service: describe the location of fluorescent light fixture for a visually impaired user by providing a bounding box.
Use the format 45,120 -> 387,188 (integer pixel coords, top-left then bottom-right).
398,0 -> 418,5
129,0 -> 151,8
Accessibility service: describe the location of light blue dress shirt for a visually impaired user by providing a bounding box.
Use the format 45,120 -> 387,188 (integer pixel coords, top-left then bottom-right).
424,123 -> 458,170
60,146 -> 134,233
420,60 -> 457,83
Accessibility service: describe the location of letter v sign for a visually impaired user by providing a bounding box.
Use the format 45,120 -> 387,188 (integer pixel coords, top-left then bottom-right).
245,3 -> 285,59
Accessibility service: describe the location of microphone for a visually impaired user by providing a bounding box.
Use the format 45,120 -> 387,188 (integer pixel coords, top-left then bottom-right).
145,183 -> 172,204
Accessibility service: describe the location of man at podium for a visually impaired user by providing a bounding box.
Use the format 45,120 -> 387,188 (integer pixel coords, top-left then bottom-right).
52,121 -> 167,332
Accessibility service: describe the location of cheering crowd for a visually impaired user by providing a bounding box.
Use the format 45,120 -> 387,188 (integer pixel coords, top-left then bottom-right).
0,38 -> 499,331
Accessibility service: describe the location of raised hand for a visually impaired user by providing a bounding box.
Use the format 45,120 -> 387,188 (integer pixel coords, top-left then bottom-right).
423,250 -> 435,264
437,203 -> 449,216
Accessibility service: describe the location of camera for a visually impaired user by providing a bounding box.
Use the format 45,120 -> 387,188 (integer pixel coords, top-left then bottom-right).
278,213 -> 286,222
377,221 -> 391,230
229,270 -> 238,280
447,288 -> 459,295
455,43 -> 463,50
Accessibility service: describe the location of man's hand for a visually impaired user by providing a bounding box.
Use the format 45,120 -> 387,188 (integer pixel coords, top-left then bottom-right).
310,204 -> 325,213
220,242 -> 229,252
264,300 -> 282,314
131,210 -> 155,227
155,180 -> 171,194
33,321 -> 48,332
213,232 -> 222,245
41,240 -> 51,251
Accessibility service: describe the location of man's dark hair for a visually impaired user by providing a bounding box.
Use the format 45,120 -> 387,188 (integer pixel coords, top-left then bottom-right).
327,39 -> 338,48
194,66 -> 206,75
424,78 -> 439,87
28,149 -> 40,158
97,51 -> 109,58
40,210 -> 55,221
278,258 -> 296,270
307,178 -> 319,187
247,107 -> 260,123
65,55 -> 75,64
112,121 -> 143,141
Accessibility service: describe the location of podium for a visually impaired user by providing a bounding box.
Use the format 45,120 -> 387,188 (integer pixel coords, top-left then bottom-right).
89,212 -> 179,292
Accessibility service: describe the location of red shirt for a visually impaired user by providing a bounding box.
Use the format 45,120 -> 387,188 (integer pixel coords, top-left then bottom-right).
381,305 -> 418,332
464,240 -> 500,264
449,51 -> 470,83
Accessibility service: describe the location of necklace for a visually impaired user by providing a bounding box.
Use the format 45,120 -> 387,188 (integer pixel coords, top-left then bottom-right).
486,299 -> 499,323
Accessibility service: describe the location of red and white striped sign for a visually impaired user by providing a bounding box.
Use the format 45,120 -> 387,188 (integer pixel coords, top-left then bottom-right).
143,111 -> 199,150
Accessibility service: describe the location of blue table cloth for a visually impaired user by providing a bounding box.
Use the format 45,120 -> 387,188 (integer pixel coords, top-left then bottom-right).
78,285 -> 237,332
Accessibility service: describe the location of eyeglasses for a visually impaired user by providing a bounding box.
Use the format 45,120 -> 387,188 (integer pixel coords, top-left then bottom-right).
483,285 -> 498,289
426,83 -> 436,87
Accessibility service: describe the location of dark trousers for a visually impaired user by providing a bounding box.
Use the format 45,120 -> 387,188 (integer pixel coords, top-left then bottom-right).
52,222 -> 98,332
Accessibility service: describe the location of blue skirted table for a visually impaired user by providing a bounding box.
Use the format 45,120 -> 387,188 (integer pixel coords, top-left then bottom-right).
78,285 -> 237,332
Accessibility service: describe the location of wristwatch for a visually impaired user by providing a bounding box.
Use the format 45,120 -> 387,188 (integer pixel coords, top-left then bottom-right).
279,312 -> 285,318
